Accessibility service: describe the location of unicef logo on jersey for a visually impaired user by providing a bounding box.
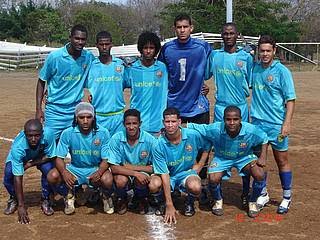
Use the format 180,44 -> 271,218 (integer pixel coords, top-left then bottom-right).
93,138 -> 101,146
140,151 -> 149,159
156,70 -> 163,78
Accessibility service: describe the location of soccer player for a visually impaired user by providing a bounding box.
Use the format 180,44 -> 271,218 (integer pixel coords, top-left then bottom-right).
36,24 -> 94,140
124,31 -> 168,135
47,102 -> 114,215
206,22 -> 254,206
251,35 -> 296,214
86,31 -> 126,136
158,13 -> 212,124
3,119 -> 56,224
152,108 -> 210,224
188,106 -> 268,218
107,109 -> 157,214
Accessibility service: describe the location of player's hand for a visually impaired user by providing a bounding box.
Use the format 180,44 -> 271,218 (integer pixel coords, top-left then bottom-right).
88,170 -> 102,184
88,94 -> 92,103
17,206 -> 30,224
164,204 -> 177,224
24,161 -> 33,170
201,83 -> 210,96
256,158 -> 266,168
134,172 -> 150,185
62,170 -> 76,189
35,109 -> 45,124
192,163 -> 203,174
281,121 -> 291,137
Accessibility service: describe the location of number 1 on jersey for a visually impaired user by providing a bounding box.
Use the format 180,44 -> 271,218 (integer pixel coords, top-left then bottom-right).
178,58 -> 186,81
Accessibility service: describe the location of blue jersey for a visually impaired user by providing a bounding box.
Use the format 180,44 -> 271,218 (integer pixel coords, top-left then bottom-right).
86,57 -> 126,114
124,59 -> 168,133
188,122 -> 268,160
250,60 -> 296,125
107,130 -> 156,167
207,48 -> 253,105
39,44 -> 94,105
56,125 -> 110,168
153,128 -> 210,177
6,128 -> 56,176
158,38 -> 212,117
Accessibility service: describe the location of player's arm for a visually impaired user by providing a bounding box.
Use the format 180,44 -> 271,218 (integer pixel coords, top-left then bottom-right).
110,163 -> 150,185
256,143 -> 268,168
35,79 -> 46,122
14,175 -> 30,224
123,163 -> 153,174
88,160 -> 110,183
24,156 -> 55,171
281,100 -> 295,137
55,157 -> 76,189
161,173 -> 177,224
192,150 -> 209,174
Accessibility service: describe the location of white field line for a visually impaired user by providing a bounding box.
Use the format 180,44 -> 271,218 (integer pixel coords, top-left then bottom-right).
145,214 -> 176,240
0,136 -> 14,142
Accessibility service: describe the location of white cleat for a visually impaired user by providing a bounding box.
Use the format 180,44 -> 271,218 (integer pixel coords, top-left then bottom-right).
257,192 -> 270,210
103,195 -> 114,214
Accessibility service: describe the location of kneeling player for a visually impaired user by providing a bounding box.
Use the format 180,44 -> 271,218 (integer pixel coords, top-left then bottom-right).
108,109 -> 157,214
152,108 -> 210,224
188,106 -> 268,217
47,102 -> 114,214
3,119 -> 56,224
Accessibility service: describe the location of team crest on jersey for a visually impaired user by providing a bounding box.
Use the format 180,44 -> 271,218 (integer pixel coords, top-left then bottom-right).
116,66 -> 122,73
237,61 -> 244,68
277,135 -> 284,143
156,70 -> 163,78
210,162 -> 218,168
185,144 -> 193,152
93,138 -> 101,146
239,142 -> 247,148
140,151 -> 149,159
267,75 -> 273,82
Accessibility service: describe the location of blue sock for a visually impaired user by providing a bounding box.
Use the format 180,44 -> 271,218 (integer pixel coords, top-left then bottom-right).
242,175 -> 251,196
250,180 -> 265,202
151,191 -> 164,204
279,171 -> 292,199
53,183 -> 68,197
186,192 -> 196,205
208,182 -> 222,200
134,185 -> 149,199
260,172 -> 268,195
116,187 -> 128,199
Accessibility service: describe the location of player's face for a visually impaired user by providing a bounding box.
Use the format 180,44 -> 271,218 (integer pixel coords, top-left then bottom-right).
70,30 -> 87,51
97,38 -> 112,57
125,116 -> 141,138
25,129 -> 42,149
224,111 -> 241,137
163,114 -> 181,136
222,25 -> 238,48
77,113 -> 94,134
142,42 -> 156,61
259,43 -> 276,68
174,20 -> 193,43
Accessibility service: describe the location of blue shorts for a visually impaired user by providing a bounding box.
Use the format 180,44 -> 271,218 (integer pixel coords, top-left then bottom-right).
214,102 -> 249,122
45,102 -> 78,140
251,119 -> 289,151
96,113 -> 124,136
170,169 -> 199,193
208,154 -> 257,180
66,164 -> 98,186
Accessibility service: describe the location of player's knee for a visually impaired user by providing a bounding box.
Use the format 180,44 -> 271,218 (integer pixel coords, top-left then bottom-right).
47,168 -> 61,184
186,181 -> 201,196
114,175 -> 128,188
148,176 -> 162,193
100,171 -> 113,188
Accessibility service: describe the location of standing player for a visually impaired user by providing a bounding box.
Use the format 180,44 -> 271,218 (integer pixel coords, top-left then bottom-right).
3,119 -> 56,224
86,31 -> 126,136
188,106 -> 268,218
152,108 -> 210,224
47,102 -> 114,215
36,24 -> 94,140
251,35 -> 296,214
158,13 -> 212,124
206,22 -> 254,205
124,31 -> 168,135
107,109 -> 157,214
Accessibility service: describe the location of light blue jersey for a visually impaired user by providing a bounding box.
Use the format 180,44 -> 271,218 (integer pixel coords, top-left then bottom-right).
107,130 -> 156,167
188,122 -> 267,160
153,128 -> 210,177
57,125 -> 110,168
6,128 -> 56,176
86,57 -> 126,135
207,48 -> 253,121
251,60 -> 296,125
124,59 -> 168,133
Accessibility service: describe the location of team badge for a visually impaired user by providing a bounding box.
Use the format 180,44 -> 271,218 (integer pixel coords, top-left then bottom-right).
185,144 -> 193,152
93,138 -> 101,146
210,162 -> 218,168
277,135 -> 284,143
239,142 -> 247,148
156,70 -> 163,78
237,61 -> 244,68
116,66 -> 122,73
140,151 -> 149,159
267,75 -> 273,82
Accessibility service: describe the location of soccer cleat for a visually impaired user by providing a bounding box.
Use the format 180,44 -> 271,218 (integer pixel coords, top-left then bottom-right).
137,198 -> 154,215
248,202 -> 260,218
64,193 -> 75,215
75,186 -> 90,206
102,195 -> 114,214
211,199 -> 224,216
277,198 -> 291,214
116,198 -> 128,215
184,203 -> 195,217
41,199 -> 54,216
241,194 -> 249,209
155,202 -> 166,216
3,196 -> 18,215
257,192 -> 270,210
